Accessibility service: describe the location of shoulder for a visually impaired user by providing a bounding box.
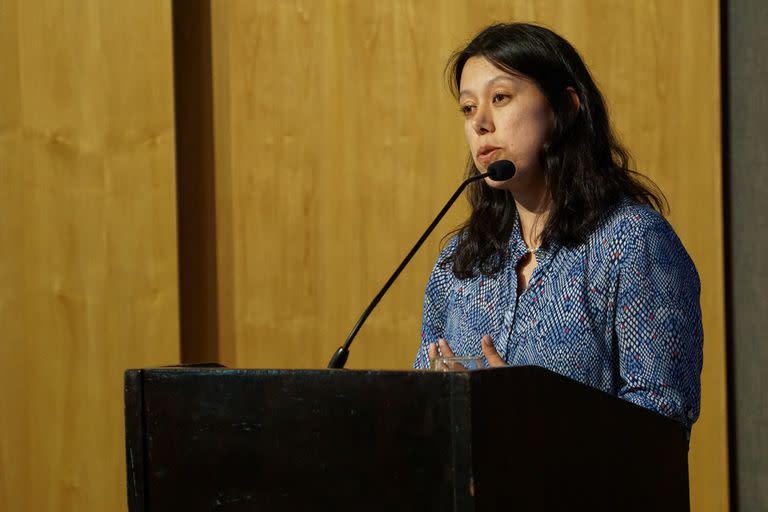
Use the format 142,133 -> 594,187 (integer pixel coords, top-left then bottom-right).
598,198 -> 669,238
596,199 -> 699,284
438,233 -> 461,259
596,199 -> 682,254
425,235 -> 460,293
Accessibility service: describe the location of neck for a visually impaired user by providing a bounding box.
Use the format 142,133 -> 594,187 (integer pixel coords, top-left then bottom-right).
514,190 -> 551,250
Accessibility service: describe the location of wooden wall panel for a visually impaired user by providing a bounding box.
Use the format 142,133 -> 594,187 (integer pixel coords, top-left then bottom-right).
210,1 -> 726,509
0,1 -> 179,511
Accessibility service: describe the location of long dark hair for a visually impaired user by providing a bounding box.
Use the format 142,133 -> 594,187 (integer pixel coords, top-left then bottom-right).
444,23 -> 666,278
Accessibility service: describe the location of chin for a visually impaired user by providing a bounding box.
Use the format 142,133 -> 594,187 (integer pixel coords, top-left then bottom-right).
483,175 -> 513,189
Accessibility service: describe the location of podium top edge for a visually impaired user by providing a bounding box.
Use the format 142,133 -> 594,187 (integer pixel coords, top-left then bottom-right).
125,367 -> 442,376
123,366 -> 560,379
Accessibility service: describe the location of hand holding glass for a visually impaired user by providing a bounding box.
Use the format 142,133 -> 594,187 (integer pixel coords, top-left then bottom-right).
429,355 -> 484,371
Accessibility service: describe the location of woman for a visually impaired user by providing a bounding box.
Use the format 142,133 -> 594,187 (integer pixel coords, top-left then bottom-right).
413,23 -> 703,432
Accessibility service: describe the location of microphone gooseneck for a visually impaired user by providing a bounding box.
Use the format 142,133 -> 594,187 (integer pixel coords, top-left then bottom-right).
327,160 -> 516,369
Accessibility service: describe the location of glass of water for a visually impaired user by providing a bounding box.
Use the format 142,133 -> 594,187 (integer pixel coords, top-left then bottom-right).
429,356 -> 484,372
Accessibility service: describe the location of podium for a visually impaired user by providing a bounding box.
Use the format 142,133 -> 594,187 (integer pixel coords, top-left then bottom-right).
124,366 -> 690,511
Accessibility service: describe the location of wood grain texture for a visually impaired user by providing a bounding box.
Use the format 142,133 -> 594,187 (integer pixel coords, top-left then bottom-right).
210,1 -> 726,509
0,1 -> 180,511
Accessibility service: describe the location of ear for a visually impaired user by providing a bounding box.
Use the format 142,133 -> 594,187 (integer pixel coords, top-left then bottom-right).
566,86 -> 581,113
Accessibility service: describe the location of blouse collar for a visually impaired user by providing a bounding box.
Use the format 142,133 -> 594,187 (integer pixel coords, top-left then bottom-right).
507,209 -> 561,266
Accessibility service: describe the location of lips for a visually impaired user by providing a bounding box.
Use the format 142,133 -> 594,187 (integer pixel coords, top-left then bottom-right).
476,145 -> 502,164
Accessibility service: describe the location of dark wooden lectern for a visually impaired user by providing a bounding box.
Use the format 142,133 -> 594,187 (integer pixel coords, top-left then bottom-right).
124,366 -> 689,511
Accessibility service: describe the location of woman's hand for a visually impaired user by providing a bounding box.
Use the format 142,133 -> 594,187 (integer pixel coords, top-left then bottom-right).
479,335 -> 507,367
427,335 -> 507,368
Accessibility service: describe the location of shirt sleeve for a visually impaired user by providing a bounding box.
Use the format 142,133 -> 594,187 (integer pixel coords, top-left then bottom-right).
413,239 -> 458,369
614,213 -> 703,431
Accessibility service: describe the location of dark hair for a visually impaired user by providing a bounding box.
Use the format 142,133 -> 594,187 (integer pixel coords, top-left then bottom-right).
444,23 -> 666,278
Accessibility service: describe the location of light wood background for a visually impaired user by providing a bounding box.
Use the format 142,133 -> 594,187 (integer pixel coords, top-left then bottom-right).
0,1 -> 180,511
210,1 -> 727,510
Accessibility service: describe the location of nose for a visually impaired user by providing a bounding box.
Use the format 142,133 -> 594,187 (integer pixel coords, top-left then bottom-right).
472,103 -> 495,135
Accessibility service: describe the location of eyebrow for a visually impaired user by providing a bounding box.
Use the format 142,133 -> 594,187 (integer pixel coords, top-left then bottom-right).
459,75 -> 518,99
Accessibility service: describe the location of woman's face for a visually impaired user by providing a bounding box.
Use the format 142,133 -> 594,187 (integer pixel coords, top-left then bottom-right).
459,56 -> 554,191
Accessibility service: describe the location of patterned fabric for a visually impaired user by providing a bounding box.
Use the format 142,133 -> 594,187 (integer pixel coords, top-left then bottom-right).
414,199 -> 703,431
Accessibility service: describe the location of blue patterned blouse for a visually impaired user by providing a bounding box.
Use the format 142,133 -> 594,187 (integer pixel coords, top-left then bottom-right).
414,199 -> 703,431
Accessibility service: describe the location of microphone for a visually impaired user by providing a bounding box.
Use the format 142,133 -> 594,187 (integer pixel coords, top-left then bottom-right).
486,159 -> 516,181
327,160 -> 516,369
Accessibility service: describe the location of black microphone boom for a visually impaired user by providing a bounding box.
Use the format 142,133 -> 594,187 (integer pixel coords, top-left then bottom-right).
326,160 -> 516,369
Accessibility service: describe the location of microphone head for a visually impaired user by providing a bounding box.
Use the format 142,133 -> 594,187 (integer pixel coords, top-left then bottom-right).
487,160 -> 516,181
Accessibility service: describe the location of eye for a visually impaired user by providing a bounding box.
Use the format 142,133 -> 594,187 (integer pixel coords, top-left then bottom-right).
492,92 -> 510,103
459,104 -> 476,116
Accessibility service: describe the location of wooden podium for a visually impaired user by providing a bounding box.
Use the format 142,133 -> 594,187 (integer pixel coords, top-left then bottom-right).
124,366 -> 689,511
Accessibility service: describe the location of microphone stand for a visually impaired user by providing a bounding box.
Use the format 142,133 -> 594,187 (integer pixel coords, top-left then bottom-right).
327,172 -> 492,369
